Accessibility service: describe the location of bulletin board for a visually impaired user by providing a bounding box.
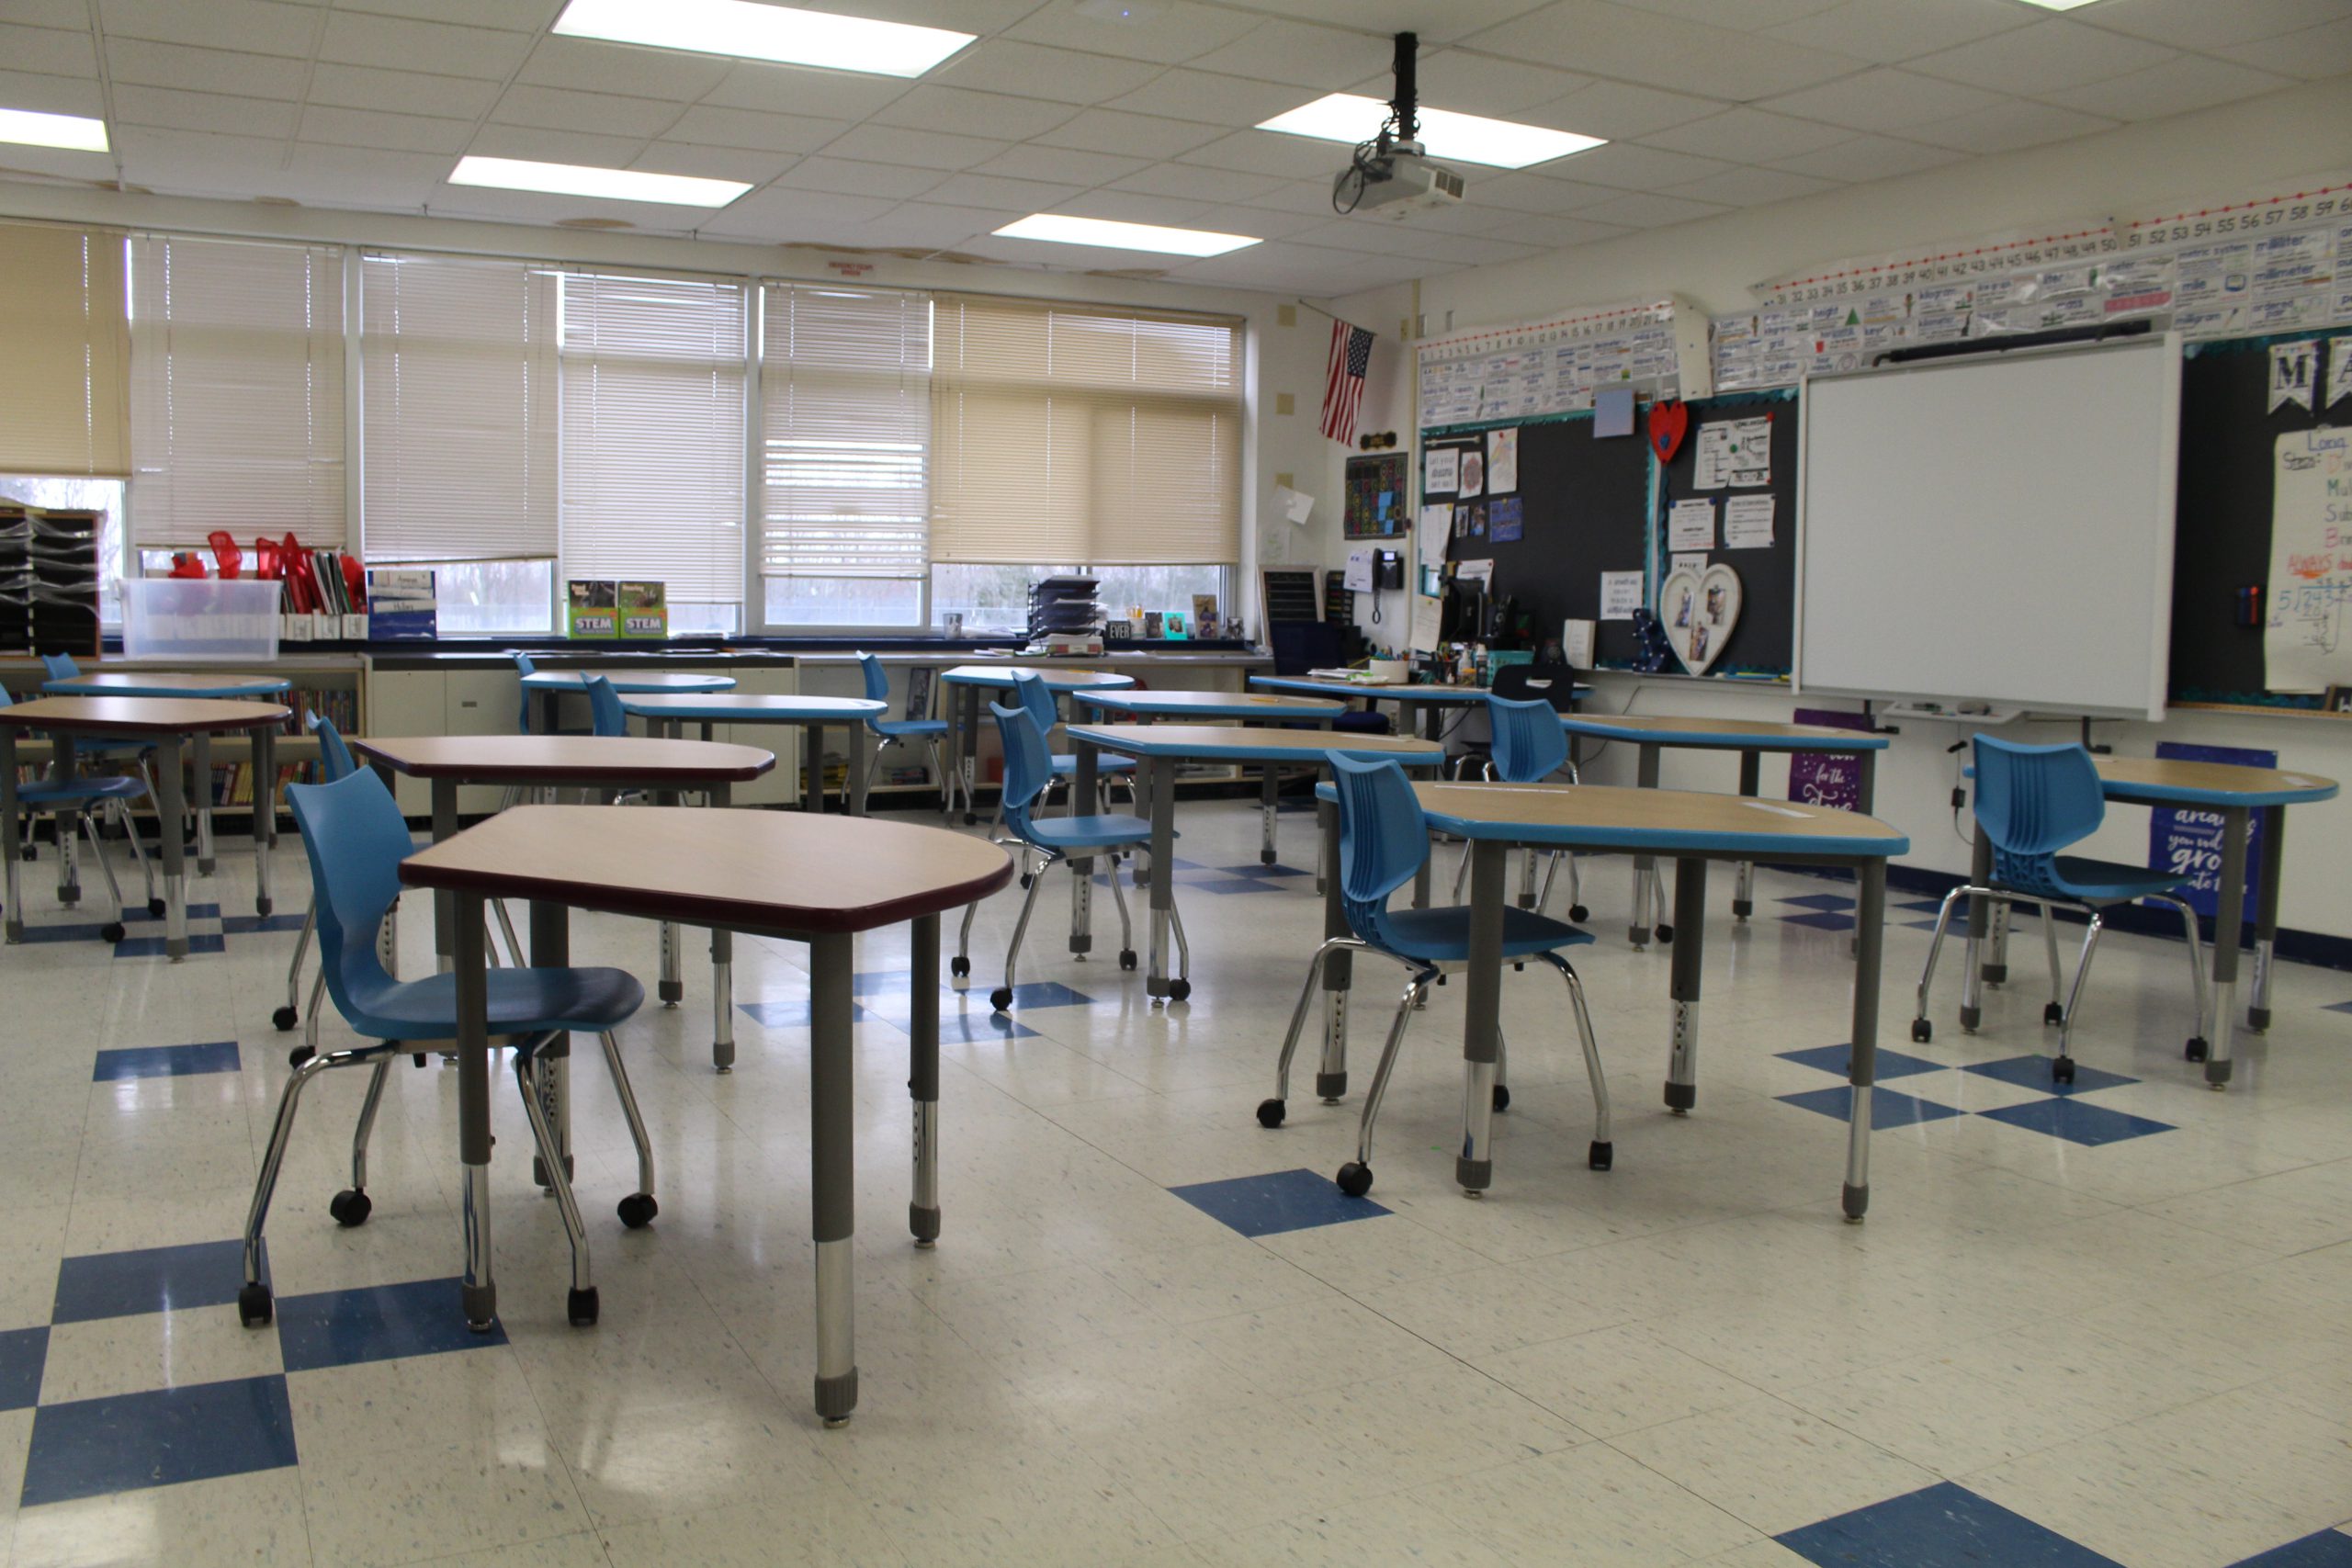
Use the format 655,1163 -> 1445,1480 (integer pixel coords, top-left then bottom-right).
1652,389 -> 1800,677
1343,453 -> 1409,539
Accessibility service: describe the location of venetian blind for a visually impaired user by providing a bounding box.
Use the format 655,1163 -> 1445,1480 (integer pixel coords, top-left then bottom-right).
0,222 -> 130,477
130,235 -> 346,548
929,295 -> 1241,566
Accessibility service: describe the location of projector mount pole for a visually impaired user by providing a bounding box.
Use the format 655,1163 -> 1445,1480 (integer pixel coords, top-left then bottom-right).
1389,32 -> 1419,148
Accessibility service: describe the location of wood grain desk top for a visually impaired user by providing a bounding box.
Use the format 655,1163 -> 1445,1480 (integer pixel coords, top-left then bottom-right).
619,694 -> 886,718
401,805 -> 1013,935
1250,676 -> 1498,702
0,695 -> 292,735
1071,690 -> 1344,716
2091,756 -> 2339,807
1065,722 -> 1442,762
1558,713 -> 1889,750
1408,781 -> 1909,860
44,671 -> 291,697
517,671 -> 737,692
942,665 -> 1136,689
353,735 -> 775,784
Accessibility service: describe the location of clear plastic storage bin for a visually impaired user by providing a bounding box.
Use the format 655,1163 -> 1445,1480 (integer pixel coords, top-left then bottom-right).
120,578 -> 282,662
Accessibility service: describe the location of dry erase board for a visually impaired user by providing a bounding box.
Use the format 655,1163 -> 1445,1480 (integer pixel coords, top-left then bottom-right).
1653,390 -> 1799,677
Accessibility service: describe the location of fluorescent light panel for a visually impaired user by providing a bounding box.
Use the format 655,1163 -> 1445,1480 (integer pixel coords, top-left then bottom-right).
1258,93 -> 1602,170
0,107 -> 108,152
553,0 -> 974,76
993,213 -> 1258,257
447,155 -> 750,208
2016,1 -> 2102,9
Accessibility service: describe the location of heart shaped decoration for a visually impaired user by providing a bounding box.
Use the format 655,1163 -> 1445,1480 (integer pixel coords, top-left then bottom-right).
1648,399 -> 1689,464
1655,560 -> 1742,676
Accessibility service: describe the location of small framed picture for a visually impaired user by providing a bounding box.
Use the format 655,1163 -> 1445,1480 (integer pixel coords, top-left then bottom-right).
1103,620 -> 1132,642
1192,592 -> 1218,628
2327,685 -> 2352,713
1143,611 -> 1164,639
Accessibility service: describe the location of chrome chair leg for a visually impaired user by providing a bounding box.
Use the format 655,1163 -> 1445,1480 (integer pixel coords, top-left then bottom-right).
241,1050 -> 334,1323
953,897 -> 979,989
2147,894 -> 2211,1063
490,898 -> 524,969
1542,952 -> 1614,1169
1910,886 -> 1974,1043
347,1057 -> 392,1199
302,968 -> 327,1053
1167,890 -> 1192,985
863,733 -> 892,798
2052,914 -> 2107,1085
1262,939 -> 1361,1121
512,1039 -> 597,1322
597,1029 -> 658,1226
2041,900 -> 2064,1024
993,852 -> 1056,1010
1105,850 -> 1136,962
116,799 -> 157,909
279,903 -> 317,1029
1338,970 -> 1432,1197
1451,840 -> 1471,901
79,812 -> 127,930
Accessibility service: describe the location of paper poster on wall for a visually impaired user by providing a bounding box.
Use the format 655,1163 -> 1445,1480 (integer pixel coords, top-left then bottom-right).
2262,425 -> 2352,692
1786,709 -> 1875,811
1457,446 -> 1485,498
1599,570 -> 1645,621
1424,447 -> 1459,495
1489,495 -> 1523,542
1417,505 -> 1451,573
1275,486 -> 1314,525
1486,428 -> 1519,493
1724,494 -> 1776,548
1668,498 -> 1716,551
1595,386 -> 1635,437
1694,416 -> 1771,489
1669,552 -> 1708,575
1409,592 -> 1443,654
2270,340 -> 2317,412
2328,336 -> 2352,409
1561,618 -> 1596,668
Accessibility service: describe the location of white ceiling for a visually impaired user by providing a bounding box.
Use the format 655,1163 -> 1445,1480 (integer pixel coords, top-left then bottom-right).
0,0 -> 2345,295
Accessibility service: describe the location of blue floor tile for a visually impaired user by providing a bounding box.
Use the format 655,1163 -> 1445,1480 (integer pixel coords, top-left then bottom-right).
992,980 -> 1095,1010
1184,878 -> 1289,896
1779,1482 -> 2124,1567
1778,1085 -> 1965,1128
1963,1055 -> 2139,1095
276,1277 -> 509,1373
0,1325 -> 46,1411
1779,1043 -> 1948,1081
220,912 -> 311,934
1210,863 -> 1309,879
1781,893 -> 1859,911
1977,1098 -> 2174,1146
2229,1529 -> 2352,1567
737,998 -> 878,1028
860,995 -> 1043,1041
17,921 -> 116,944
1170,1168 -> 1388,1237
2324,1000 -> 2352,1015
21,1375 -> 299,1507
91,1041 -> 241,1081
51,1239 -> 261,1325
1782,910 -> 1857,931
114,934 -> 227,958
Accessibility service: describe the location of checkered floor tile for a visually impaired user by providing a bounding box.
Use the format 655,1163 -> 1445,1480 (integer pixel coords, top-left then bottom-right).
1169,1168 -> 1388,1237
91,1041 -> 241,1081
1774,1044 -> 2175,1145
1780,1483 -> 2126,1566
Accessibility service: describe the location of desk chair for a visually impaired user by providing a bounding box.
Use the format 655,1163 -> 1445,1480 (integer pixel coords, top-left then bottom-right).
1449,694 -> 1588,923
242,767 -> 656,1331
856,651 -> 950,804
1259,752 -> 1611,1198
39,652 -> 161,801
1445,662 -> 1579,779
955,700 -> 1185,1011
508,650 -> 537,735
0,685 -> 159,942
1912,736 -> 2207,1084
275,714 -> 357,1034
1012,671 -> 1136,809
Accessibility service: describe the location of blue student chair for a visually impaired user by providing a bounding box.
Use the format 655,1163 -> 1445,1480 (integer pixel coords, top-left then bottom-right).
1011,671 -> 1136,808
40,652 -> 162,796
242,767 -> 657,1331
508,650 -> 537,734
1912,735 -> 2208,1083
1259,752 -> 1612,1198
275,714 -> 359,1034
0,684 -> 160,941
1448,694 -> 1588,922
856,651 -> 950,800
954,700 -> 1186,1010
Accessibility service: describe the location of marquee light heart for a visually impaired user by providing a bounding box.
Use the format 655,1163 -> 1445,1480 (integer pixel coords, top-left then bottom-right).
1656,561 -> 1742,676
1648,400 -> 1689,464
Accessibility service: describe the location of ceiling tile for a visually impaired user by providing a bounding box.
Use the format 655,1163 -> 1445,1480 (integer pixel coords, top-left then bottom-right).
1049,189 -> 1215,225
1517,79 -> 1725,140
0,67 -> 106,117
1102,69 -> 1319,127
1385,51 -> 1594,115
112,84 -> 299,138
872,86 -> 1080,142
1676,165 -> 1846,210
0,24 -> 97,77
514,37 -> 731,101
971,144 -> 1149,186
1760,0 -> 2031,63
1185,21 -> 1397,91
2218,16 -> 2352,78
462,122 -> 648,166
1400,233 -> 1549,267
1544,141 -> 1733,191
1912,20 -> 2177,96
1,0 -> 95,28
1574,189 -> 1730,228
491,85 -> 684,139
318,11 -> 536,80
699,62 -> 909,121
1205,0 -> 1553,45
332,0 -> 558,28
2086,0 -> 2352,51
1107,162 -> 1285,202
1604,0 -> 1841,27
0,145 -> 121,184
104,39 -> 313,99
299,103 -> 474,153
929,40 -> 1162,106
96,0 -> 320,57
1464,0 -> 1869,101
425,186 -> 704,232
664,105 -> 849,154
1289,219 -> 1429,256
1768,132 -> 1967,182
1480,211 -> 1634,248
845,201 -> 1011,249
694,186 -> 901,241
2058,55 -> 2292,122
1174,130 -> 1349,180
1184,199 -> 1330,239
1468,170 -> 1620,213
1642,107 -> 1850,163
1230,176 -> 1354,217
272,144 -> 458,207
775,156 -> 944,199
1002,1 -> 1261,65
1760,68 -> 2007,133
816,122 -> 1012,171
1905,100 -> 2117,154
1032,108 -> 1226,159
306,62 -> 502,118
922,171 -> 1084,210
114,124 -> 297,186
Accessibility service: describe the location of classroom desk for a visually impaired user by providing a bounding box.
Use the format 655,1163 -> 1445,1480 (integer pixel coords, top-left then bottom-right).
516,670 -> 736,735
620,694 -> 886,817
1557,714 -> 1890,948
42,671 -> 296,874
352,736 -> 776,1070
1955,756 -> 2338,1089
1402,780 -> 1908,1213
1071,689 -> 1346,865
399,805 -> 1012,1425
1063,723 -> 1442,1014
1250,676 -> 1586,741
0,696 -> 290,959
939,665 -> 1136,823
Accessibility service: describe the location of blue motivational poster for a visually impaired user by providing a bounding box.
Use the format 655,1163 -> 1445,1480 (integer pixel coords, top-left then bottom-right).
1489,496 -> 1524,543
2148,741 -> 2271,921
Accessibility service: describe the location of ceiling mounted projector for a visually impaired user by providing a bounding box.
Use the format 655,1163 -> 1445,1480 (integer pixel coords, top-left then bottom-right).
1332,33 -> 1466,220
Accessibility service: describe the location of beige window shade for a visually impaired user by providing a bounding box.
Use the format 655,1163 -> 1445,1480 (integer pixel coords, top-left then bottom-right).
0,222 -> 130,477
559,270 -> 747,603
760,283 -> 930,582
130,235 -> 346,550
930,296 -> 1241,566
359,251 -> 558,564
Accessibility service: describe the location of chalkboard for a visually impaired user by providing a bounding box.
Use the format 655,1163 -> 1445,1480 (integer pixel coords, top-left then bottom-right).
1653,390 -> 1799,677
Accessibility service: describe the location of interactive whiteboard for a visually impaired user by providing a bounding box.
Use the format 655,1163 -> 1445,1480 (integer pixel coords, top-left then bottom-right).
1797,336 -> 2179,720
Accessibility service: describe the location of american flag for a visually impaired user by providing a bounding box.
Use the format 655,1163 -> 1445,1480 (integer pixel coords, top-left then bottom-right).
1320,318 -> 1374,445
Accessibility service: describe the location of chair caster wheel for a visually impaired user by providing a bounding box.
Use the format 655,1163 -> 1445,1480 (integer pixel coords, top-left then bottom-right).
1492,1083 -> 1510,1113
1018,873 -> 1032,890
238,1282 -> 273,1327
1909,1019 -> 1932,1044
2185,1036 -> 2209,1063
567,1286 -> 599,1327
148,897 -> 167,918
1589,1141 -> 1612,1171
963,812 -> 978,826
2043,1002 -> 2064,1026
617,1193 -> 658,1229
1119,950 -> 1136,970
989,987 -> 1013,1012
288,1045 -> 314,1069
328,1190 -> 371,1227
1656,924 -> 1673,943
1168,978 -> 1191,1001
1256,1098 -> 1284,1129
1569,905 -> 1589,923
101,922 -> 125,943
413,1053 -> 427,1068
272,1005 -> 300,1032
2052,1056 -> 2075,1086
1335,1162 -> 1373,1198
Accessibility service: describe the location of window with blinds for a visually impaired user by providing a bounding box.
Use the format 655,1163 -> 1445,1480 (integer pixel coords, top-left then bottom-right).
130,235 -> 345,550
358,251 -> 558,564
0,222 -> 130,478
930,296 -> 1241,567
759,284 -> 931,597
559,270 -> 748,606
